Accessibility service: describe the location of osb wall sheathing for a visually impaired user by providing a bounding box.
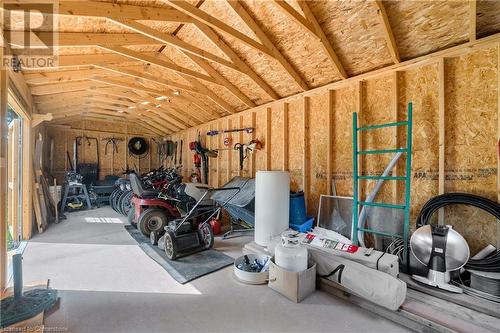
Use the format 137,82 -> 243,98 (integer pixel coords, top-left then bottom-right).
169,46 -> 499,254
444,47 -> 498,253
46,120 -> 157,184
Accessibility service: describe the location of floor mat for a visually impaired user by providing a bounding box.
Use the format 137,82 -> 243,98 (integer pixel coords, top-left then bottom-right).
124,225 -> 234,284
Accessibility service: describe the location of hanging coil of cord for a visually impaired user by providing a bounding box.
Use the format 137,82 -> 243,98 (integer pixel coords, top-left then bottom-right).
415,192 -> 500,300
128,137 -> 149,160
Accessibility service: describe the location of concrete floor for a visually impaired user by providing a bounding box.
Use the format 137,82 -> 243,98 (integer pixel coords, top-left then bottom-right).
23,207 -> 410,333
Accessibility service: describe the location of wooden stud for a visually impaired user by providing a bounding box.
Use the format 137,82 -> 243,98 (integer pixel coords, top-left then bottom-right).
438,58 -> 446,225
374,0 -> 401,64
238,115 -> 244,177
265,108 -> 272,170
303,97 -> 310,211
327,90 -> 334,195
283,103 -> 289,171
297,1 -> 348,79
251,111 -> 257,178
392,71 -> 399,201
356,81 -> 363,199
470,0 -> 477,42
226,118 -> 232,183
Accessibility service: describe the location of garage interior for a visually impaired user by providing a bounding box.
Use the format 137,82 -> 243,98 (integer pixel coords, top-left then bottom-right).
1,0 -> 500,332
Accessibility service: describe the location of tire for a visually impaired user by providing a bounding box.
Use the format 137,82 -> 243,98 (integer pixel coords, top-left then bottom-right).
137,208 -> 168,237
121,192 -> 133,216
127,206 -> 136,226
164,230 -> 178,260
150,231 -> 164,245
198,223 -> 214,250
111,190 -> 123,212
116,191 -> 129,215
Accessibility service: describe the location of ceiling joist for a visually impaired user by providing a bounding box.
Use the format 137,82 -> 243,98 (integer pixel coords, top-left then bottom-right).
374,0 -> 401,64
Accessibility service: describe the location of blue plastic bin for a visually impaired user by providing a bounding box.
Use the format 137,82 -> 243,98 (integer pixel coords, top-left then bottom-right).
290,191 -> 306,225
289,216 -> 314,233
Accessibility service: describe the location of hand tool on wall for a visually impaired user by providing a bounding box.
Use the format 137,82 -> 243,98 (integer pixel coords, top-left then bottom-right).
102,137 -> 124,155
207,127 -> 254,136
233,139 -> 263,171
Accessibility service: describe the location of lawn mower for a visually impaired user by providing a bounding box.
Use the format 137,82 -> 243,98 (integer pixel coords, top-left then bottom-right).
128,172 -> 180,237
158,186 -> 241,260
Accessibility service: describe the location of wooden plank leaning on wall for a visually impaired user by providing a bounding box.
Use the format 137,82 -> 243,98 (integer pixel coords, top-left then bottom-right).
0,45 -> 8,292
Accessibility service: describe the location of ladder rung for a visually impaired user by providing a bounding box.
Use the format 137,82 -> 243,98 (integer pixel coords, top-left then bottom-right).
358,176 -> 406,181
358,201 -> 406,209
357,121 -> 408,131
358,148 -> 407,155
358,228 -> 403,238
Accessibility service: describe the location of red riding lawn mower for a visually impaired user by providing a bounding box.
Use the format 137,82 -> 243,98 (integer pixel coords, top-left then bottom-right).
128,172 -> 180,237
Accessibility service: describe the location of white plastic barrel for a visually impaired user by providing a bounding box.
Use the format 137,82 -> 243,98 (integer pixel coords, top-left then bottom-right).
254,171 -> 290,246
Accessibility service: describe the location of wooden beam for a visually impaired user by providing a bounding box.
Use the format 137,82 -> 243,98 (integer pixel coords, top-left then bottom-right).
30,81 -> 107,95
182,51 -> 254,108
438,58 -> 445,225
31,113 -> 53,127
374,0 -> 401,64
327,90 -> 334,195
273,1 -> 316,37
94,64 -> 201,95
58,1 -> 194,22
180,74 -> 236,114
98,45 -> 217,84
227,0 -> 309,91
470,0 -> 477,42
297,0 -> 348,79
356,81 -> 363,199
111,19 -> 239,71
195,22 -> 280,100
23,68 -> 111,85
283,102 -> 289,171
165,0 -> 270,55
6,31 -> 156,48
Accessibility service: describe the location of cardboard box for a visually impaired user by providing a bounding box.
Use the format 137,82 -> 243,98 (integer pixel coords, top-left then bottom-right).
268,259 -> 316,303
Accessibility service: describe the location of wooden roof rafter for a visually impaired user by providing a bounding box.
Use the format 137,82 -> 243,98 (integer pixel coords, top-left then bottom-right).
373,0 -> 401,64
226,0 -> 309,91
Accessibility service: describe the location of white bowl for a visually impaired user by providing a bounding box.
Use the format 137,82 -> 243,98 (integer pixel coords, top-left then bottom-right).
233,254 -> 271,285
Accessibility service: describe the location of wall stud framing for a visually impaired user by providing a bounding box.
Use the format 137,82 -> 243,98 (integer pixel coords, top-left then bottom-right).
438,58 -> 446,225
303,97 -> 310,209
392,71 -> 399,201
283,103 -> 289,171
327,90 -> 334,195
266,108 -> 272,171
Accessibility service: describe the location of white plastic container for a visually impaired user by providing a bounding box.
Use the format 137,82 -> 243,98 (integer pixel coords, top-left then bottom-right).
233,254 -> 271,285
275,231 -> 308,272
254,171 -> 290,246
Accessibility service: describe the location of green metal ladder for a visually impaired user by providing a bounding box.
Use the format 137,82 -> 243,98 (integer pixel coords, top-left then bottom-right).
352,102 -> 413,269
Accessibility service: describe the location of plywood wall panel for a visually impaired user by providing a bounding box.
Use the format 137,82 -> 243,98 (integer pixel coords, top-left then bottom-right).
332,86 -> 356,197
444,47 -> 498,253
399,64 -> 440,226
360,76 -> 394,203
270,104 -> 284,171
